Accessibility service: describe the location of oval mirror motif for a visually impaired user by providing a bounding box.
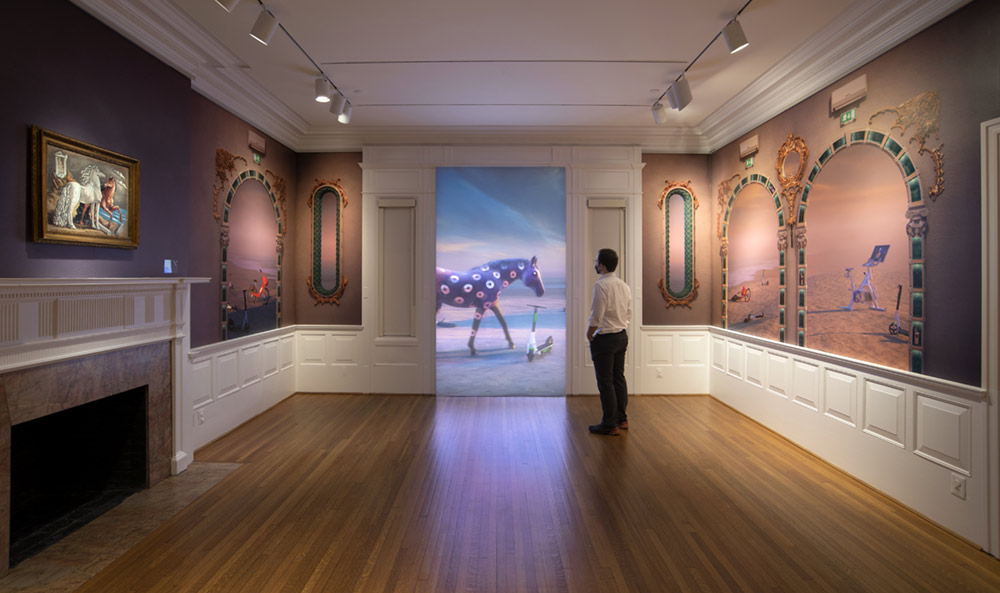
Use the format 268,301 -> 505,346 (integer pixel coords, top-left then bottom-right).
657,181 -> 699,307
307,180 -> 348,305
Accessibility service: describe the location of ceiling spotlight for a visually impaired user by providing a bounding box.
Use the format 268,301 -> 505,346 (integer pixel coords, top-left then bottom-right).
723,19 -> 749,53
329,94 -> 347,116
665,85 -> 679,109
249,7 -> 279,45
315,77 -> 332,103
651,102 -> 668,124
672,75 -> 693,111
338,103 -> 352,124
215,0 -> 240,12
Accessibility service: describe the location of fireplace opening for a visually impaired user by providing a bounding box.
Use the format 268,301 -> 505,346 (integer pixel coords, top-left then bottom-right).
9,386 -> 149,567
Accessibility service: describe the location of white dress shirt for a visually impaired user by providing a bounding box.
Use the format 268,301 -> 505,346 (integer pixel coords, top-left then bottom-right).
588,272 -> 632,335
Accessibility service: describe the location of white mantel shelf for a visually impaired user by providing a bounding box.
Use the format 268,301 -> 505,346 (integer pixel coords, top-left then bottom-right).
0,277 -> 209,374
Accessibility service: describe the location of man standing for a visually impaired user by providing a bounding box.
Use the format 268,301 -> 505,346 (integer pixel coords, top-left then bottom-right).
587,248 -> 632,436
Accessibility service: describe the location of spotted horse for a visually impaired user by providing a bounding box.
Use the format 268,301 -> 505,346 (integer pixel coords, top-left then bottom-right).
436,256 -> 546,355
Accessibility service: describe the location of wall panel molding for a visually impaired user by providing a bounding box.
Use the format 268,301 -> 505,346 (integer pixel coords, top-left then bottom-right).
708,326 -> 989,551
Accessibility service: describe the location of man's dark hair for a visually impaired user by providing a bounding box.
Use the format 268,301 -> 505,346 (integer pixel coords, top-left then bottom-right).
597,248 -> 619,272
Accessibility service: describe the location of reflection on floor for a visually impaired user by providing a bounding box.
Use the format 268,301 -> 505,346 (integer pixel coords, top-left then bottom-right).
0,462 -> 240,593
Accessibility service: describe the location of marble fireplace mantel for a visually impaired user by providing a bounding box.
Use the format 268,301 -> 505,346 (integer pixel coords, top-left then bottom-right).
0,277 -> 209,473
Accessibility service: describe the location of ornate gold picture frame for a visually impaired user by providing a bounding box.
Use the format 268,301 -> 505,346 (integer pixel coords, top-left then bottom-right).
30,126 -> 140,249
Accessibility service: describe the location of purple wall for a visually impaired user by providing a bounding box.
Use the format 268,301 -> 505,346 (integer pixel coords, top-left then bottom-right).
1,0 -> 193,278
1,0 -> 301,348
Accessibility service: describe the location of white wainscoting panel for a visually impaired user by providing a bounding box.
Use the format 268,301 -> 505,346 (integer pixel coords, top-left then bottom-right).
216,351 -> 239,398
824,368 -> 858,427
638,328 -> 709,394
915,392 -> 971,475
295,327 -> 367,394
187,327 -> 298,452
767,352 -> 790,399
679,334 -> 706,366
280,335 -> 294,371
792,360 -> 820,411
707,327 -> 990,550
262,339 -> 280,378
745,346 -> 764,388
711,337 -> 726,372
300,332 -> 327,365
647,335 -> 673,365
190,359 -> 212,408
727,342 -> 743,379
240,344 -> 262,388
863,379 -> 906,448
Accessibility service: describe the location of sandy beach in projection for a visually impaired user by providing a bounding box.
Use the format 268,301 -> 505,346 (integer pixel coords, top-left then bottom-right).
436,285 -> 566,396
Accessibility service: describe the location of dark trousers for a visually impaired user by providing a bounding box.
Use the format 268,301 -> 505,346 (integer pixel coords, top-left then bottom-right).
590,331 -> 628,428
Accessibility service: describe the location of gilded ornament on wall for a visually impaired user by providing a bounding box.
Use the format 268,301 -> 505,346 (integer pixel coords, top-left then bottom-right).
775,134 -> 809,221
869,91 -> 944,200
716,174 -> 741,239
213,148 -> 246,222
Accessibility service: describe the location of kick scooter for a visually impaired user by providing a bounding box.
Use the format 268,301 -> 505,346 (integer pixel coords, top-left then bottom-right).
526,304 -> 554,362
888,283 -> 910,338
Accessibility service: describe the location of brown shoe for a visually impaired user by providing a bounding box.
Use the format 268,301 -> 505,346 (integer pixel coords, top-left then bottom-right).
589,424 -> 621,436
618,420 -> 629,430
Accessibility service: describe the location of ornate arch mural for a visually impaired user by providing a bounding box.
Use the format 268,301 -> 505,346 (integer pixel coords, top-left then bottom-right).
657,180 -> 699,308
798,127 -> 931,373
307,178 -> 348,305
717,172 -> 787,341
213,148 -> 287,340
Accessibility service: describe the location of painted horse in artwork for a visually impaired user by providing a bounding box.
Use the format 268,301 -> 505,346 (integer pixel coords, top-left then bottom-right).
436,256 -> 545,355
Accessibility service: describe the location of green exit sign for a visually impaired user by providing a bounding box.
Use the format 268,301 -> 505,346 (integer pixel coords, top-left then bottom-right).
744,156 -> 754,169
840,108 -> 857,126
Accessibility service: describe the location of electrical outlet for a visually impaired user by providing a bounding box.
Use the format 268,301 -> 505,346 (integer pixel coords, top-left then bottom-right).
197,409 -> 205,425
656,368 -> 663,378
951,474 -> 967,500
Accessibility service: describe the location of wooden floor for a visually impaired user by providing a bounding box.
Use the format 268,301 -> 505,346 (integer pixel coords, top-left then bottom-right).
66,394 -> 1000,593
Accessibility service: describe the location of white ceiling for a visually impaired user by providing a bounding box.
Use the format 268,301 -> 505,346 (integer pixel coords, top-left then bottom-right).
70,0 -> 969,152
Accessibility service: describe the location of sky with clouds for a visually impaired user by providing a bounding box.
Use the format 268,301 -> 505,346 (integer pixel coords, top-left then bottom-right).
437,167 -> 566,284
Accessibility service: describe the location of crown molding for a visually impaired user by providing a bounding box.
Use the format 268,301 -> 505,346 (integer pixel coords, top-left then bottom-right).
69,0 -> 309,149
295,125 -> 709,153
699,0 -> 972,152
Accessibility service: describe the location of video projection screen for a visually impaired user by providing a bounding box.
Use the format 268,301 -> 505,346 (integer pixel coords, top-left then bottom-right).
435,167 -> 566,396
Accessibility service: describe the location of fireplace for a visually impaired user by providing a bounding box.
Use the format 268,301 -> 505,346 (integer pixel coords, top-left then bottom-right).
0,342 -> 173,570
9,386 -> 149,566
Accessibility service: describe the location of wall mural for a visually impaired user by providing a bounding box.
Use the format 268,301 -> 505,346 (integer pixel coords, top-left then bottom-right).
435,167 -> 566,396
306,179 -> 348,305
718,171 -> 787,342
718,92 -> 942,375
657,180 -> 699,308
213,148 -> 287,340
798,108 -> 939,373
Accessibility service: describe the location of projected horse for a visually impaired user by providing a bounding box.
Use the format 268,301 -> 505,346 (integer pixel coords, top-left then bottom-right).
436,256 -> 545,355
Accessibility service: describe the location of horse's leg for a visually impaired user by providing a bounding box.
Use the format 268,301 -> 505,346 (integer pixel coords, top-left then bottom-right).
489,303 -> 516,349
468,307 -> 485,356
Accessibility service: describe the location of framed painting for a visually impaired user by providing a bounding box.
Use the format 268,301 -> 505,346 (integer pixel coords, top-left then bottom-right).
30,126 -> 139,248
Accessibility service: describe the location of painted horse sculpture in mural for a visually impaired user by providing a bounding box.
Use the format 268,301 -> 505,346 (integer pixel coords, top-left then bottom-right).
436,256 -> 545,356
